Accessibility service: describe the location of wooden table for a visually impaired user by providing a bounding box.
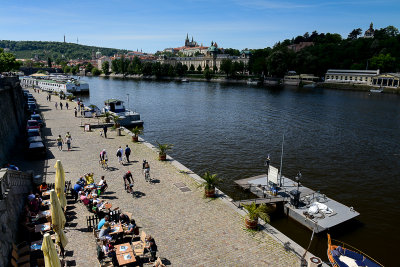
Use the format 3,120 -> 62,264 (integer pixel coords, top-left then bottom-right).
132,242 -> 145,256
37,210 -> 51,219
110,223 -> 123,235
42,190 -> 51,196
115,243 -> 133,255
42,200 -> 51,206
116,252 -> 136,266
34,222 -> 51,233
30,240 -> 43,251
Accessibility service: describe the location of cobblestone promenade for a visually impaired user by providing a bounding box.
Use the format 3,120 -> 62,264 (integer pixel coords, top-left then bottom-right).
18,89 -> 300,266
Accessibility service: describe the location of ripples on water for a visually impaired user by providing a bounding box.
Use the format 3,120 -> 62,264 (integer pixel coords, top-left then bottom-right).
80,77 -> 400,265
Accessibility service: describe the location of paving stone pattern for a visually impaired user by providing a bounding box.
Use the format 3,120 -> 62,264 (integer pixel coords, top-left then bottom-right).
20,89 -> 300,266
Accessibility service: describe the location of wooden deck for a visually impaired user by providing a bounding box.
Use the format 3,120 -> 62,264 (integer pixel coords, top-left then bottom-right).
235,173 -> 360,233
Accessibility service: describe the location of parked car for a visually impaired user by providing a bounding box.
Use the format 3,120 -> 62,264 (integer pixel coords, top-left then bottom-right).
27,136 -> 43,143
27,103 -> 38,114
27,120 -> 40,130
27,141 -> 46,159
27,128 -> 41,138
30,114 -> 45,127
27,96 -> 35,103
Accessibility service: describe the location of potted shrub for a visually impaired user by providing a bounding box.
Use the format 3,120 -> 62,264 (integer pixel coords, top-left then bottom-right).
156,141 -> 173,161
112,115 -> 121,128
131,126 -> 143,142
242,202 -> 271,230
103,111 -> 111,123
200,172 -> 221,198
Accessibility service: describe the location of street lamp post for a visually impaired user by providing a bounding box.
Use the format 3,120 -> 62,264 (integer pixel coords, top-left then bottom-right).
264,154 -> 270,187
127,93 -> 130,109
295,171 -> 302,191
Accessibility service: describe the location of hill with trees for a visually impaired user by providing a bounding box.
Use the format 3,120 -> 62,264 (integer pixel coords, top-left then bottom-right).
248,25 -> 400,78
0,40 -> 128,61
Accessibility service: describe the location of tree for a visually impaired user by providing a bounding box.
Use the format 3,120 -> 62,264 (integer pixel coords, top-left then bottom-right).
0,48 -> 21,72
189,64 -> 195,72
142,62 -> 153,75
197,65 -> 202,72
118,56 -> 130,76
213,65 -> 218,73
71,65 -> 79,75
348,28 -> 362,40
369,53 -> 396,72
102,61 -> 110,75
220,59 -> 233,77
63,65 -> 71,73
203,69 -> 212,80
111,59 -> 119,73
85,63 -> 93,73
91,67 -> 101,76
47,57 -> 52,68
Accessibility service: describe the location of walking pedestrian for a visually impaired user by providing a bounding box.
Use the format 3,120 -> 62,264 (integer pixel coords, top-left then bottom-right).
55,102 -> 58,109
125,145 -> 131,163
60,102 -> 63,110
103,125 -> 108,138
66,136 -> 72,151
116,146 -> 123,164
74,107 -> 77,117
49,94 -> 51,101
66,102 -> 69,110
77,102 -> 80,112
56,135 -> 64,151
65,132 -> 72,151
46,95 -> 49,101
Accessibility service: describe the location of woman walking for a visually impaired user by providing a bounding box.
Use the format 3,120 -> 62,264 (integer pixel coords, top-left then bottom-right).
57,135 -> 64,151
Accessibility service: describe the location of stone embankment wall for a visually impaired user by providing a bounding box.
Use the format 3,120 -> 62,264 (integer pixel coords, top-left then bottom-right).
0,169 -> 32,267
0,77 -> 25,165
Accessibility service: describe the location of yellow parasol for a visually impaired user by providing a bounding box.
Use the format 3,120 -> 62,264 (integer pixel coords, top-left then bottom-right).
50,190 -> 68,249
54,160 -> 67,209
41,232 -> 61,267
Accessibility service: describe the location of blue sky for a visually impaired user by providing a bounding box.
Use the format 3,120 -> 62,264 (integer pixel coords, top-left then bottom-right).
0,0 -> 399,53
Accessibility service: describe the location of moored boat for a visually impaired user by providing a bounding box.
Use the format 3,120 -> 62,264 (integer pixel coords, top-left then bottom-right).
103,99 -> 143,127
327,234 -> 383,267
21,74 -> 89,94
370,88 -> 383,93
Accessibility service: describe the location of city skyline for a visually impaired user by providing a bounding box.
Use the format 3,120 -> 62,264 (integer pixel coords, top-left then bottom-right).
1,0 -> 399,53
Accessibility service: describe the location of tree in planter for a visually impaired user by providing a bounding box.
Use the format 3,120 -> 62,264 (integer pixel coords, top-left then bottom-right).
197,65 -> 202,72
112,114 -> 121,128
242,202 -> 271,230
200,172 -> 221,198
131,126 -> 143,142
156,141 -> 173,161
102,111 -> 111,123
189,64 -> 195,72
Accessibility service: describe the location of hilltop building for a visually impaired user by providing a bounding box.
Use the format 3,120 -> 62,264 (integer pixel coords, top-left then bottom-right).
363,23 -> 375,38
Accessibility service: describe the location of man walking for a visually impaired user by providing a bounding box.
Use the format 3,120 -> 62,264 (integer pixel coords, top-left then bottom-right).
66,102 -> 69,110
125,145 -> 131,163
103,125 -> 108,138
74,107 -> 77,117
60,102 -> 63,110
116,146 -> 123,164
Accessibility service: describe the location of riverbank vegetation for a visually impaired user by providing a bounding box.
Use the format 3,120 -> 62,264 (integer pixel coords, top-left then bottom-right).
0,40 -> 127,60
0,48 -> 21,72
248,25 -> 400,77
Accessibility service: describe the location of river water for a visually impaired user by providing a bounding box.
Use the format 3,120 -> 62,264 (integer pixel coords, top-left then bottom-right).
79,76 -> 400,265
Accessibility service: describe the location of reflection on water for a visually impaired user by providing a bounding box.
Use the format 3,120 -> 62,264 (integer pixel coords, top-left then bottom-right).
80,76 -> 400,265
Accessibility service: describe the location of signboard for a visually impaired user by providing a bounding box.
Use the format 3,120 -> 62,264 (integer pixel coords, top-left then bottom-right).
84,124 -> 91,132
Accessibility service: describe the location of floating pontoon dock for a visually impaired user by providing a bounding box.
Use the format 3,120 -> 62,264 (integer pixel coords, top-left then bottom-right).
234,166 -> 360,233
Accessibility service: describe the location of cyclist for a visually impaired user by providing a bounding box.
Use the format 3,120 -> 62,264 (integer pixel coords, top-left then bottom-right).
123,171 -> 133,192
143,160 -> 150,182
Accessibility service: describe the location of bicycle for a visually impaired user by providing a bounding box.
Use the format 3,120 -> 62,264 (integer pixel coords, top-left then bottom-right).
99,159 -> 109,170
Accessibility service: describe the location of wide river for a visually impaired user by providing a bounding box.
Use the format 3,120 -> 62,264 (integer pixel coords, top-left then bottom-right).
80,76 -> 399,265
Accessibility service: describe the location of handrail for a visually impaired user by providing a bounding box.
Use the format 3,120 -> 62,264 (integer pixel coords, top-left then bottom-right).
331,238 -> 384,266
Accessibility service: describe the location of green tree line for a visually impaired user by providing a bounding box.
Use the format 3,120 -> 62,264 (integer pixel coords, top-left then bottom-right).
0,40 -> 128,61
247,25 -> 400,77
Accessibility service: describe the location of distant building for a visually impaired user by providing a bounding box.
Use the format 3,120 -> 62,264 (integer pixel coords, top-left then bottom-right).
157,46 -> 251,70
363,23 -> 375,38
287,42 -> 314,52
324,69 -> 379,84
95,50 -> 102,59
97,56 -> 112,70
371,73 -> 400,88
